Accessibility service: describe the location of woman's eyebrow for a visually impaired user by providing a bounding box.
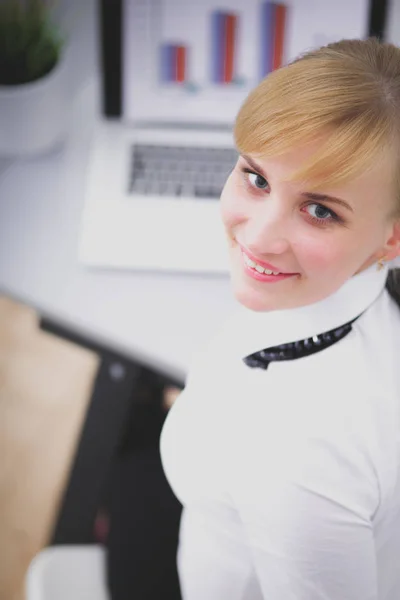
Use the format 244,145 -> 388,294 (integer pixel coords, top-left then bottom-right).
241,154 -> 267,178
301,192 -> 354,213
241,154 -> 353,213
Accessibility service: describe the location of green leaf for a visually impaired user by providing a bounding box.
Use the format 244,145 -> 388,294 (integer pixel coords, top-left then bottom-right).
0,0 -> 64,84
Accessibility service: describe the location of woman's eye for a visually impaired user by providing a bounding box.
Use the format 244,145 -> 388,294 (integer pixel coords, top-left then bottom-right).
247,171 -> 269,190
306,203 -> 335,221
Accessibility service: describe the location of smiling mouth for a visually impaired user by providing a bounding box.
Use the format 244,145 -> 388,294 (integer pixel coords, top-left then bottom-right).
242,252 -> 282,275
240,251 -> 299,283
235,240 -> 298,279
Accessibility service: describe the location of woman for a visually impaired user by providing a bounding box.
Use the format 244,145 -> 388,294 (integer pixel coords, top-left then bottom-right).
160,38 -> 400,599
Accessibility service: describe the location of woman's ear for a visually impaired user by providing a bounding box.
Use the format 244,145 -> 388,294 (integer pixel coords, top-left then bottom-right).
384,220 -> 400,262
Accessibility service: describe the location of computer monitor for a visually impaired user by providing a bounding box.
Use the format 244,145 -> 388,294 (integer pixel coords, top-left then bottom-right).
99,0 -> 387,123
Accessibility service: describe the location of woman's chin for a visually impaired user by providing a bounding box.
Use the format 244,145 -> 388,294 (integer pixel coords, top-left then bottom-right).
231,281 -> 276,312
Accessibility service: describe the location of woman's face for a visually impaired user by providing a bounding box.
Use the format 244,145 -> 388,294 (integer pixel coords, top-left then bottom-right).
220,139 -> 400,312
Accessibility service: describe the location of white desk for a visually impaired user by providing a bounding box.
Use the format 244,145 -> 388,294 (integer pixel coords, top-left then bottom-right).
0,0 -> 234,382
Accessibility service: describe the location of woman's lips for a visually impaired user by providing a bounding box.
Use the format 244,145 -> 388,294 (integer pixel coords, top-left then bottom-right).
241,255 -> 297,283
238,242 -> 297,276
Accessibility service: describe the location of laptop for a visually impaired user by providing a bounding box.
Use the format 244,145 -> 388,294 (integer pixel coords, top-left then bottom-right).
79,0 -> 375,274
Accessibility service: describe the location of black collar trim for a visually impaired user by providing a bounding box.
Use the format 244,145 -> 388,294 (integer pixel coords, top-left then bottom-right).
243,316 -> 360,370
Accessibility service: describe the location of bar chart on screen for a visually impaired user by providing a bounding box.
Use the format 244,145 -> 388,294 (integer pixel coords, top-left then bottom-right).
124,0 -> 369,123
154,1 -> 288,93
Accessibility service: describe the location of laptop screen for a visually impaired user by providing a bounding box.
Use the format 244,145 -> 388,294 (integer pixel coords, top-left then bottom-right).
122,0 -> 370,126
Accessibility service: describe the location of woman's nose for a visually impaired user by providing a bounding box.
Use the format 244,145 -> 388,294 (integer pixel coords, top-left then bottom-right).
244,200 -> 291,256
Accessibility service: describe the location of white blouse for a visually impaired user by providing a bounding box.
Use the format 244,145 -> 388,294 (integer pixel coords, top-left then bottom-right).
160,265 -> 400,600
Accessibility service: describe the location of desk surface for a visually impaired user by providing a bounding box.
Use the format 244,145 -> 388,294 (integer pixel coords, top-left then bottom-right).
0,1 -> 235,382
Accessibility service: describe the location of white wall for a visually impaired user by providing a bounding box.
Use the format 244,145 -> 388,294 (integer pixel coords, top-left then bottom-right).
53,0 -> 99,93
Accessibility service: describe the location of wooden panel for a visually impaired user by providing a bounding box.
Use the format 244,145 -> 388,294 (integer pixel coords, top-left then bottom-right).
0,296 -> 99,600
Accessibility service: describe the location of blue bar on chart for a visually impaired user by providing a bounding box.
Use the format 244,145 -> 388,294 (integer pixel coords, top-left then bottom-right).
160,43 -> 176,82
260,2 -> 275,78
211,11 -> 225,83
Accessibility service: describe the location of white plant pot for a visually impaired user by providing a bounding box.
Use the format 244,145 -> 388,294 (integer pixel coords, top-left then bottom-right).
0,52 -> 71,156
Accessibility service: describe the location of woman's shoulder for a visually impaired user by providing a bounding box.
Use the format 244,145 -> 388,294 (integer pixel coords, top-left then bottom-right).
352,288 -> 400,386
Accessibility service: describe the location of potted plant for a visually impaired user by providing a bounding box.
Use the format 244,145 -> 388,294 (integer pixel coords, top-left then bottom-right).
0,0 -> 70,156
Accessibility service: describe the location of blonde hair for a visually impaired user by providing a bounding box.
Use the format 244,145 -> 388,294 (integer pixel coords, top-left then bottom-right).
234,38 -> 400,209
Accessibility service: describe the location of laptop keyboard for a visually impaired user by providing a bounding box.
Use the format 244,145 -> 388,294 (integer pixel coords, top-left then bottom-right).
129,144 -> 238,198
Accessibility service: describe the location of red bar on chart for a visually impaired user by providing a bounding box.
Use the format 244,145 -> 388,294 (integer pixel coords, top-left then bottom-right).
223,14 -> 237,83
176,46 -> 187,82
272,4 -> 286,70
260,2 -> 287,78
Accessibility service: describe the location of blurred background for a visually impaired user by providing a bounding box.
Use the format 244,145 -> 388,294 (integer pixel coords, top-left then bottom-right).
0,0 -> 396,598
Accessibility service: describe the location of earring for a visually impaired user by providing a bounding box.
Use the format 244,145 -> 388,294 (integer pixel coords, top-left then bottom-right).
377,257 -> 387,271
